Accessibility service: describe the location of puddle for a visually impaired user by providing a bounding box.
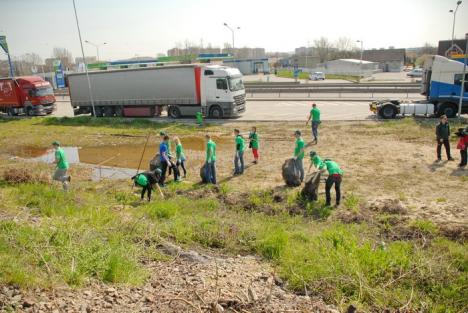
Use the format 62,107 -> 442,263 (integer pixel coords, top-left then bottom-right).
11,136 -> 234,181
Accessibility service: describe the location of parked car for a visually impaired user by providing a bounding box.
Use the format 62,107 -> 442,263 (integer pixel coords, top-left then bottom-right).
309,72 -> 325,81
407,68 -> 423,77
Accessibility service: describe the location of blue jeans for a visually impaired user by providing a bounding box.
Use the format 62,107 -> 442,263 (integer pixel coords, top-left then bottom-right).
295,158 -> 304,182
234,151 -> 244,174
312,121 -> 320,140
205,161 -> 217,184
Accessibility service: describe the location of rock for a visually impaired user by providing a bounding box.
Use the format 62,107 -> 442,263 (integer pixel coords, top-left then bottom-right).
83,290 -> 92,297
248,286 -> 258,302
346,304 -> 357,313
105,287 -> 116,294
211,303 -> 224,312
22,298 -> 34,308
282,158 -> 301,187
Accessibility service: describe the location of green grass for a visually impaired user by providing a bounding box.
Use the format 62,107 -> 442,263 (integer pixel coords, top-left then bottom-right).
276,70 -> 309,80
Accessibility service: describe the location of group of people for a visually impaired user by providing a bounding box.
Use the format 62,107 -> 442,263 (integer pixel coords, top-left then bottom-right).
50,103 -> 466,206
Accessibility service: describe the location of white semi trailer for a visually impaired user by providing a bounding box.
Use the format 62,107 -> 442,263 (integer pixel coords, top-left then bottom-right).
68,64 -> 246,118
370,55 -> 468,118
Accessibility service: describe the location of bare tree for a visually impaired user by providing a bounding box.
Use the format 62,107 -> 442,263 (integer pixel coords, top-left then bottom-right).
52,47 -> 73,68
22,53 -> 43,66
313,37 -> 332,63
420,42 -> 437,55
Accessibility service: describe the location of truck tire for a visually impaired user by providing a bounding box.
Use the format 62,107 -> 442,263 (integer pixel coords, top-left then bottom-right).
168,106 -> 181,118
103,106 -> 115,117
94,106 -> 104,117
379,104 -> 397,119
26,107 -> 33,116
209,105 -> 223,119
437,102 -> 457,118
7,108 -> 17,116
114,106 -> 123,117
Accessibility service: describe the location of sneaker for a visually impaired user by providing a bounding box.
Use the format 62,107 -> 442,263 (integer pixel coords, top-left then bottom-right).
68,176 -> 71,182
448,157 -> 455,161
435,159 -> 441,163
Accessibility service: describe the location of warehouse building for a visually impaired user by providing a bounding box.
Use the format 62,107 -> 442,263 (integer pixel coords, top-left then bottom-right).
362,48 -> 406,72
223,58 -> 270,75
324,59 -> 378,76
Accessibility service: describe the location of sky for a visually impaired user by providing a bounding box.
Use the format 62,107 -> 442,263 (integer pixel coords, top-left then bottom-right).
1,0 -> 467,62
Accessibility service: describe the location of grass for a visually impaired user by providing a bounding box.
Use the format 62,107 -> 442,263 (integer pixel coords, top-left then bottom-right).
276,70 -> 309,80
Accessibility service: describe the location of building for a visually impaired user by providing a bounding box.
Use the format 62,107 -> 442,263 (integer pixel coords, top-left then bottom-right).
291,55 -> 321,69
167,47 -> 221,57
223,58 -> 270,75
295,46 -> 316,56
75,56 -> 97,64
324,59 -> 378,76
361,48 -> 406,72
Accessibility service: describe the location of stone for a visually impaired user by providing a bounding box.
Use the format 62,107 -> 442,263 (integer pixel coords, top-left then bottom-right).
22,298 -> 34,308
248,287 -> 258,302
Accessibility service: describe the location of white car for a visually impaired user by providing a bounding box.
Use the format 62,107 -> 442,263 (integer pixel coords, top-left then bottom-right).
309,72 -> 325,81
407,68 -> 423,77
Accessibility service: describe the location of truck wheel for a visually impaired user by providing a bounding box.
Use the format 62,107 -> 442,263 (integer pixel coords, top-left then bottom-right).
379,104 -> 397,119
103,106 -> 115,117
114,106 -> 123,117
438,102 -> 457,118
168,106 -> 181,118
94,106 -> 104,117
209,105 -> 223,119
26,107 -> 33,116
7,108 -> 17,116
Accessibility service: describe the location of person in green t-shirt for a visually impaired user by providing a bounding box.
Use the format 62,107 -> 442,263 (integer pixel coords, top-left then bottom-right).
293,130 -> 305,182
233,129 -> 245,175
308,150 -> 324,172
173,136 -> 187,179
204,134 -> 217,184
306,103 -> 321,143
320,159 -> 343,207
248,126 -> 259,164
51,141 -> 70,191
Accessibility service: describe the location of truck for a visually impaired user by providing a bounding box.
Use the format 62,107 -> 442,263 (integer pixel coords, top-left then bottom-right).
0,76 -> 56,116
370,55 -> 468,119
68,64 -> 247,118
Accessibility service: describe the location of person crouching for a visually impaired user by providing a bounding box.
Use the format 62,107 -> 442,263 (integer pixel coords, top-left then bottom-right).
132,168 -> 162,201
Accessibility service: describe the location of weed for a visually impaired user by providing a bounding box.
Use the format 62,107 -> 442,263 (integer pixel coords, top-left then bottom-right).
344,193 -> 360,212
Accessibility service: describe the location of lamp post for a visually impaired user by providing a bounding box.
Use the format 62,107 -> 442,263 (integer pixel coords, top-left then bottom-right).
357,40 -> 364,82
449,1 -> 462,48
458,33 -> 468,118
72,0 -> 96,116
85,40 -> 107,62
223,23 -> 240,51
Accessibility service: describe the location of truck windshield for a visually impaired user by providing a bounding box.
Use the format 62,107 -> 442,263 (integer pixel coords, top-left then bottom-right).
228,77 -> 244,91
34,87 -> 54,97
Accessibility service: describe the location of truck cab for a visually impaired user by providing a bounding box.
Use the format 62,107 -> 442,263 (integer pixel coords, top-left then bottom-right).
201,65 -> 246,118
0,76 -> 56,116
422,55 -> 468,117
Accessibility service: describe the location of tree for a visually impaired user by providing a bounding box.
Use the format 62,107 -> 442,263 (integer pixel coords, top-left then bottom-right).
52,47 -> 73,68
313,37 -> 332,63
333,37 -> 358,59
420,42 -> 437,55
21,53 -> 43,66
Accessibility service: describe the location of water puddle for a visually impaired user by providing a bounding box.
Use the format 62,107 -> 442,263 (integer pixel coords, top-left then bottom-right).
11,135 -> 234,181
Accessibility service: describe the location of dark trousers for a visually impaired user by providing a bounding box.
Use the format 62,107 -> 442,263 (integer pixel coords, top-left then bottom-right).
460,147 -> 467,166
325,174 -> 342,206
141,185 -> 152,201
161,161 -> 179,183
312,121 -> 320,140
177,160 -> 187,176
437,139 -> 451,160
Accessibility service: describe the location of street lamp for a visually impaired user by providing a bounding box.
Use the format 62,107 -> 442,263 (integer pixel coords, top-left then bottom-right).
72,0 -> 96,116
357,40 -> 364,82
458,32 -> 467,118
85,40 -> 107,62
449,1 -> 462,48
223,23 -> 240,50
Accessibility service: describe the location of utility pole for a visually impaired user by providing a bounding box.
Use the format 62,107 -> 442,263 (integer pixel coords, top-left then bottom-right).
357,40 -> 364,82
223,23 -> 240,54
458,33 -> 468,118
72,0 -> 96,116
85,40 -> 107,62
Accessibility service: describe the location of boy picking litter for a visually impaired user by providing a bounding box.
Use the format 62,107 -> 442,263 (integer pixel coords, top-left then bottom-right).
132,168 -> 164,201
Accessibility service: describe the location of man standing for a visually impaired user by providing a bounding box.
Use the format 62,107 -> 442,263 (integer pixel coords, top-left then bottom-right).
205,134 -> 217,184
306,103 -> 321,144
293,130 -> 305,182
435,115 -> 454,162
159,135 -> 170,186
234,129 -> 245,175
321,159 -> 343,207
52,141 -> 70,191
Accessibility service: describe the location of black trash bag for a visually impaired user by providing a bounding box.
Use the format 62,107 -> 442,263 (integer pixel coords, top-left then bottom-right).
200,164 -> 208,183
149,154 -> 161,171
301,171 -> 321,201
282,158 -> 301,187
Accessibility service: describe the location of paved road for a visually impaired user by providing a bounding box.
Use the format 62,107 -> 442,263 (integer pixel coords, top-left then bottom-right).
53,99 -> 376,121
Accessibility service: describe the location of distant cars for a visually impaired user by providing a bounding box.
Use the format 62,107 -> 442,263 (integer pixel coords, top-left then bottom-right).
407,68 -> 423,77
309,72 -> 325,81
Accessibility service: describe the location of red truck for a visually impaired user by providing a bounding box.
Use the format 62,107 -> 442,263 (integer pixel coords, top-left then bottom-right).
0,76 -> 56,116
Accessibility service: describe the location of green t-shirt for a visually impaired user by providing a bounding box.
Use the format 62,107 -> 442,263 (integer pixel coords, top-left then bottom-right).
324,160 -> 343,175
294,138 -> 305,159
311,155 -> 324,169
249,132 -> 259,149
311,107 -> 321,122
235,135 -> 245,152
206,140 -> 216,162
55,147 -> 69,169
175,143 -> 185,160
